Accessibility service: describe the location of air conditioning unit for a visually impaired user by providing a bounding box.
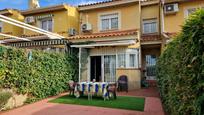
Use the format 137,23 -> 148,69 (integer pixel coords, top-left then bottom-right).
81,23 -> 92,32
69,28 -> 76,36
164,3 -> 179,14
25,16 -> 35,24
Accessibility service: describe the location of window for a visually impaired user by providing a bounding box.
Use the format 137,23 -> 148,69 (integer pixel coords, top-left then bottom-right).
104,55 -> 116,82
129,54 -> 136,68
0,22 -> 3,32
186,8 -> 197,17
185,6 -> 204,18
117,49 -> 139,68
143,19 -> 158,34
117,54 -> 126,68
40,18 -> 53,31
100,13 -> 119,31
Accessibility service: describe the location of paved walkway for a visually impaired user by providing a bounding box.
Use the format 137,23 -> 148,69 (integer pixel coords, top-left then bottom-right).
0,88 -> 164,115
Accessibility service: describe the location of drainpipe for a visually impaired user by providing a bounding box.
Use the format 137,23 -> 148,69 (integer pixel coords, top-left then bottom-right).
139,0 -> 143,69
160,0 -> 166,49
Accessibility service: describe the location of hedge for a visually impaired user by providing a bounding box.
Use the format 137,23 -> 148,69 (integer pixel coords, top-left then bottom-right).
156,10 -> 204,115
0,45 -> 78,102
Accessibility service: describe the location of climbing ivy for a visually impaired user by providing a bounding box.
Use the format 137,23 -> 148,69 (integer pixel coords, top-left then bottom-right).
157,9 -> 204,115
0,45 -> 78,101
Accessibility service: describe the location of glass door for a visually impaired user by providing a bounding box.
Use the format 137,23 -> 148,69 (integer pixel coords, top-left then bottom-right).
104,55 -> 116,82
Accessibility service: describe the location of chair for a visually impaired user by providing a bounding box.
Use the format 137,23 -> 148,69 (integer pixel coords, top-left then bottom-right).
117,75 -> 128,92
107,83 -> 117,99
68,80 -> 76,96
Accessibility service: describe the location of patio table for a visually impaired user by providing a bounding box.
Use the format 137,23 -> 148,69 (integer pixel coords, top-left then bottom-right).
74,82 -> 116,100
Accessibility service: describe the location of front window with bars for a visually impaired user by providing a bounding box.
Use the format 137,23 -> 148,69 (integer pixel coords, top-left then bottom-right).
143,19 -> 158,34
145,55 -> 157,77
100,13 -> 119,31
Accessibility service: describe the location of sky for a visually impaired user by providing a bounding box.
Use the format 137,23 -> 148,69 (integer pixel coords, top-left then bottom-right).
0,0 -> 108,10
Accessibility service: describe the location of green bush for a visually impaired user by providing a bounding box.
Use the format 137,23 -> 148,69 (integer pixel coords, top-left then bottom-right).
0,45 -> 78,101
0,91 -> 12,110
157,9 -> 204,115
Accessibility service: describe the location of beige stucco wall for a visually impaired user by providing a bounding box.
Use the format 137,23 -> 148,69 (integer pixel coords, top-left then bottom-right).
116,68 -> 141,90
79,3 -> 140,34
164,1 -> 204,33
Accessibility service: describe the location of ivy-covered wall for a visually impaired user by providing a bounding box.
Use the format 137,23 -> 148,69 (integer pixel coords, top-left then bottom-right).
0,45 -> 78,101
156,10 -> 204,115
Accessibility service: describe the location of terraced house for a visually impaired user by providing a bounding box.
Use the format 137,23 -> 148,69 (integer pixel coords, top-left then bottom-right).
0,0 -> 203,90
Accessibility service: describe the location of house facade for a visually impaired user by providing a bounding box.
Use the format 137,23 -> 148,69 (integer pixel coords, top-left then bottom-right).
0,0 -> 204,90
69,0 -> 141,90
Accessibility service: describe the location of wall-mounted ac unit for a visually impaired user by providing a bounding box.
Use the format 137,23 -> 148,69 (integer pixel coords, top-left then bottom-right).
69,28 -> 76,36
25,16 -> 35,24
164,3 -> 179,14
81,23 -> 92,32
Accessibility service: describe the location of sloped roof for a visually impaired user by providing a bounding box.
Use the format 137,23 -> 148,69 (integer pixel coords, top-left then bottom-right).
21,4 -> 69,15
67,29 -> 138,40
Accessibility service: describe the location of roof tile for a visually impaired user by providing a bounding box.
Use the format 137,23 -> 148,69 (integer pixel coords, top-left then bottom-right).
67,29 -> 138,40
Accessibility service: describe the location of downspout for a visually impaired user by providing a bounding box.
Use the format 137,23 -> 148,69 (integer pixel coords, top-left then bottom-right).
139,0 -> 143,78
160,0 -> 166,49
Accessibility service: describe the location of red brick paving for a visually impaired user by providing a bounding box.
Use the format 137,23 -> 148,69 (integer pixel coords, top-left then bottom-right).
0,87 -> 165,115
118,87 -> 160,97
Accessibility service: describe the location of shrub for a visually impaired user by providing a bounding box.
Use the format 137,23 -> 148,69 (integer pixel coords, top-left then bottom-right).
0,45 -> 78,101
0,91 -> 12,110
156,9 -> 204,115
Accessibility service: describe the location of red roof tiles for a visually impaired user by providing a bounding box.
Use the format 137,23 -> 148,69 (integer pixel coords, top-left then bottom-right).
78,0 -> 122,7
68,29 -> 138,40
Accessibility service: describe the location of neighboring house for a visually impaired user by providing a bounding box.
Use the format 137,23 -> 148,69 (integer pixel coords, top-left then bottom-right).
0,9 -> 24,39
3,0 -> 79,52
162,0 -> 204,34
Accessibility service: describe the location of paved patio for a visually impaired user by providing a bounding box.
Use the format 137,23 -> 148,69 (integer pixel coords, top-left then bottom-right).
0,87 -> 164,115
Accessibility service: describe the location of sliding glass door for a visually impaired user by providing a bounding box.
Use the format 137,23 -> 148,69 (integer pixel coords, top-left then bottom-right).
104,55 -> 116,82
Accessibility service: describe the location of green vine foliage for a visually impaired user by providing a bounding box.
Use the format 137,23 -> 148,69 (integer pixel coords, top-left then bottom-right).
157,9 -> 204,115
0,45 -> 78,101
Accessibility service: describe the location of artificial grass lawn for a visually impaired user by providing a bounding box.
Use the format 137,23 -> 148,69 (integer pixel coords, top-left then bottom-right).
49,95 -> 145,111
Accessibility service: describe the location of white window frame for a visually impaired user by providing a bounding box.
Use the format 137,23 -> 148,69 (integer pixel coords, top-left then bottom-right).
142,19 -> 158,34
117,53 -> 126,68
40,18 -> 53,32
0,22 -> 3,33
98,11 -> 121,31
116,49 -> 139,69
184,5 -> 204,18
